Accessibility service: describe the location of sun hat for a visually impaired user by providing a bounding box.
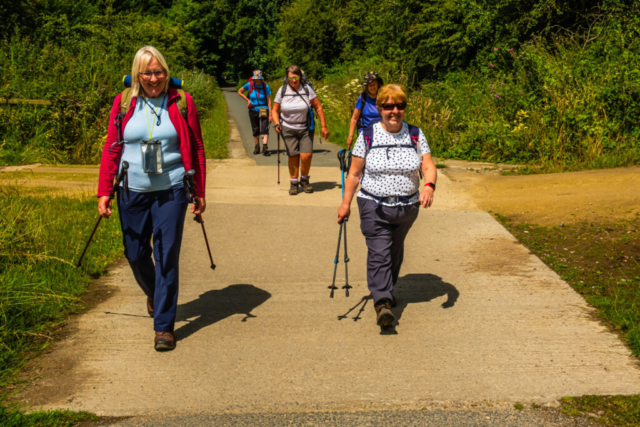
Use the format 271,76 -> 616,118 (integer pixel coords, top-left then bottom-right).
363,71 -> 383,87
252,70 -> 264,80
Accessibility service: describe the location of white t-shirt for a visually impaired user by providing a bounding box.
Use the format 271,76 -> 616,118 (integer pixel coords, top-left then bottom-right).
274,84 -> 317,130
352,122 -> 431,206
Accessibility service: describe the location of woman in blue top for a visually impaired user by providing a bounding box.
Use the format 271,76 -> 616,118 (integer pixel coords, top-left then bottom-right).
238,70 -> 273,155
346,72 -> 384,150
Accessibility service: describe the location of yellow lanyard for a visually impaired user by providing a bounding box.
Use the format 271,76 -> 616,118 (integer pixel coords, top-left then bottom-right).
143,95 -> 165,140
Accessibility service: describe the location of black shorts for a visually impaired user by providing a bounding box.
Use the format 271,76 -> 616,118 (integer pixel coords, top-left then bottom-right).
249,110 -> 269,137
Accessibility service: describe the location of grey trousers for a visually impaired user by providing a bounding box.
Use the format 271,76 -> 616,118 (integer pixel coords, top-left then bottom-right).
357,198 -> 420,303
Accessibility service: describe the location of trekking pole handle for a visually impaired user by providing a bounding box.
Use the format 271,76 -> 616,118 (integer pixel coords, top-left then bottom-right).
185,169 -> 198,204
116,161 -> 129,184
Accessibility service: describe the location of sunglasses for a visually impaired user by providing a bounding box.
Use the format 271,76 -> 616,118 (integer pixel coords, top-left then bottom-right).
381,102 -> 407,111
288,76 -> 301,81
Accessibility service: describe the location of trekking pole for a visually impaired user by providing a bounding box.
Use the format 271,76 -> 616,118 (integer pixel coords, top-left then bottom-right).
342,219 -> 351,297
76,162 -> 129,268
185,170 -> 216,271
277,130 -> 281,185
329,220 -> 344,298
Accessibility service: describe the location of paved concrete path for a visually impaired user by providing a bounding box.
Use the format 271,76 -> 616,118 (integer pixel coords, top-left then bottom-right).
18,93 -> 640,425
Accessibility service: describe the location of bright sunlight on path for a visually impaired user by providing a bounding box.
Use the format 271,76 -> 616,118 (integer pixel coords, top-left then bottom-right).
17,93 -> 640,423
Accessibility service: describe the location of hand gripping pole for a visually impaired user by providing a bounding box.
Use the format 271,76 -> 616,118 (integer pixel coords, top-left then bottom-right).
76,161 -> 129,267
185,170 -> 216,271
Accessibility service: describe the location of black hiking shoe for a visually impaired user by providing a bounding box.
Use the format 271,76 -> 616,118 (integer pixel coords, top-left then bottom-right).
253,144 -> 260,155
375,298 -> 394,326
300,177 -> 314,193
289,181 -> 299,195
262,144 -> 271,156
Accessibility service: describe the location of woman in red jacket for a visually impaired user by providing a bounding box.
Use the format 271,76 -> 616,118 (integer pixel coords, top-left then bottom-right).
97,46 -> 206,351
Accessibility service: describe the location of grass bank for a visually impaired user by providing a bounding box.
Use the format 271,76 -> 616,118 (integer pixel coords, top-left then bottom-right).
496,213 -> 640,425
0,186 -> 123,422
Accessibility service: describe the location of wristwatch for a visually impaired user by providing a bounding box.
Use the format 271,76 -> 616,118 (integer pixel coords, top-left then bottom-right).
425,182 -> 436,191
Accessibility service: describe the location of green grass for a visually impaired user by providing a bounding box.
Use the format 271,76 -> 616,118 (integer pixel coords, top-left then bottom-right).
560,395 -> 640,425
200,89 -> 229,160
0,172 -> 97,182
0,186 -> 123,410
0,405 -> 97,427
495,213 -> 640,425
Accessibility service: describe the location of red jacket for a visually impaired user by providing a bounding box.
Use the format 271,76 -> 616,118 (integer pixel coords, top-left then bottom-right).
98,87 -> 206,198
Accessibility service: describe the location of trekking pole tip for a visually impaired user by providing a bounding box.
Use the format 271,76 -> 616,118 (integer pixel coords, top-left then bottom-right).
75,261 -> 81,268
211,264 -> 216,270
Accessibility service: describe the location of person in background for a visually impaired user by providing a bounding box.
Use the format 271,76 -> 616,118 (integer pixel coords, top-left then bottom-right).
238,70 -> 273,155
98,46 -> 206,351
272,65 -> 329,195
337,84 -> 437,327
346,71 -> 383,150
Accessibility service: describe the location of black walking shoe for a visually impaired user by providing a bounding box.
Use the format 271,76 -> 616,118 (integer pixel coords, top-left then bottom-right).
262,144 -> 271,156
289,181 -> 299,195
253,144 -> 260,155
375,298 -> 395,326
300,177 -> 314,193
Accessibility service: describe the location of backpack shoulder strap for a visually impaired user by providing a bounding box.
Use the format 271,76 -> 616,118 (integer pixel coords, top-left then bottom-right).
176,89 -> 188,120
280,84 -> 287,99
303,83 -> 309,97
120,88 -> 132,114
362,124 -> 375,156
408,124 -> 420,151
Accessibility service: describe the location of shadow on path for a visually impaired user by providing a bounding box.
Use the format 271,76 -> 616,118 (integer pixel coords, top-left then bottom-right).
393,273 -> 459,326
337,273 -> 459,333
174,284 -> 271,341
312,181 -> 340,192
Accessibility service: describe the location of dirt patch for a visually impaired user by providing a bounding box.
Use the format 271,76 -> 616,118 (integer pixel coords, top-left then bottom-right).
443,165 -> 640,226
467,236 -> 535,278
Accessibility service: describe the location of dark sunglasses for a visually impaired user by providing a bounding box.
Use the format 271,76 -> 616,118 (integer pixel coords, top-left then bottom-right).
381,102 -> 407,111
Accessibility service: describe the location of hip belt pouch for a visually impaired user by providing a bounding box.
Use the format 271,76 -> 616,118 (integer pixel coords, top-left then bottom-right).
141,139 -> 163,174
259,107 -> 268,118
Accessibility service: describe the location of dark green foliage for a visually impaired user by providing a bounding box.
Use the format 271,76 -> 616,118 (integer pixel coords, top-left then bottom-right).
171,0 -> 284,80
0,1 -> 231,165
274,0 -> 639,81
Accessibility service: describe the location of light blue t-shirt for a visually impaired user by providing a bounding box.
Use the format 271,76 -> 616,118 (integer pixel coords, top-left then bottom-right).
355,93 -> 381,129
120,95 -> 185,192
243,81 -> 271,112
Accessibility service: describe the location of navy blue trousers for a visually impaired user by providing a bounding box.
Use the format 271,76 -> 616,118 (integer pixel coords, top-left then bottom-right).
358,198 -> 419,303
118,185 -> 189,332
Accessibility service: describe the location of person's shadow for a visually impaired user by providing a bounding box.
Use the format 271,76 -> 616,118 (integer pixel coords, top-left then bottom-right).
174,284 -> 271,342
312,181 -> 340,192
337,274 -> 459,334
393,273 -> 459,326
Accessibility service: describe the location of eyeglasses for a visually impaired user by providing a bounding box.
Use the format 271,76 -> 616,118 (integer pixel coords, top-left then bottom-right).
139,71 -> 165,79
288,76 -> 300,82
381,102 -> 407,111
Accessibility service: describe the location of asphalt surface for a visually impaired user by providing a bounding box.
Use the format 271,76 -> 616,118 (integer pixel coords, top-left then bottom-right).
105,408 -> 575,426
221,86 -> 343,167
